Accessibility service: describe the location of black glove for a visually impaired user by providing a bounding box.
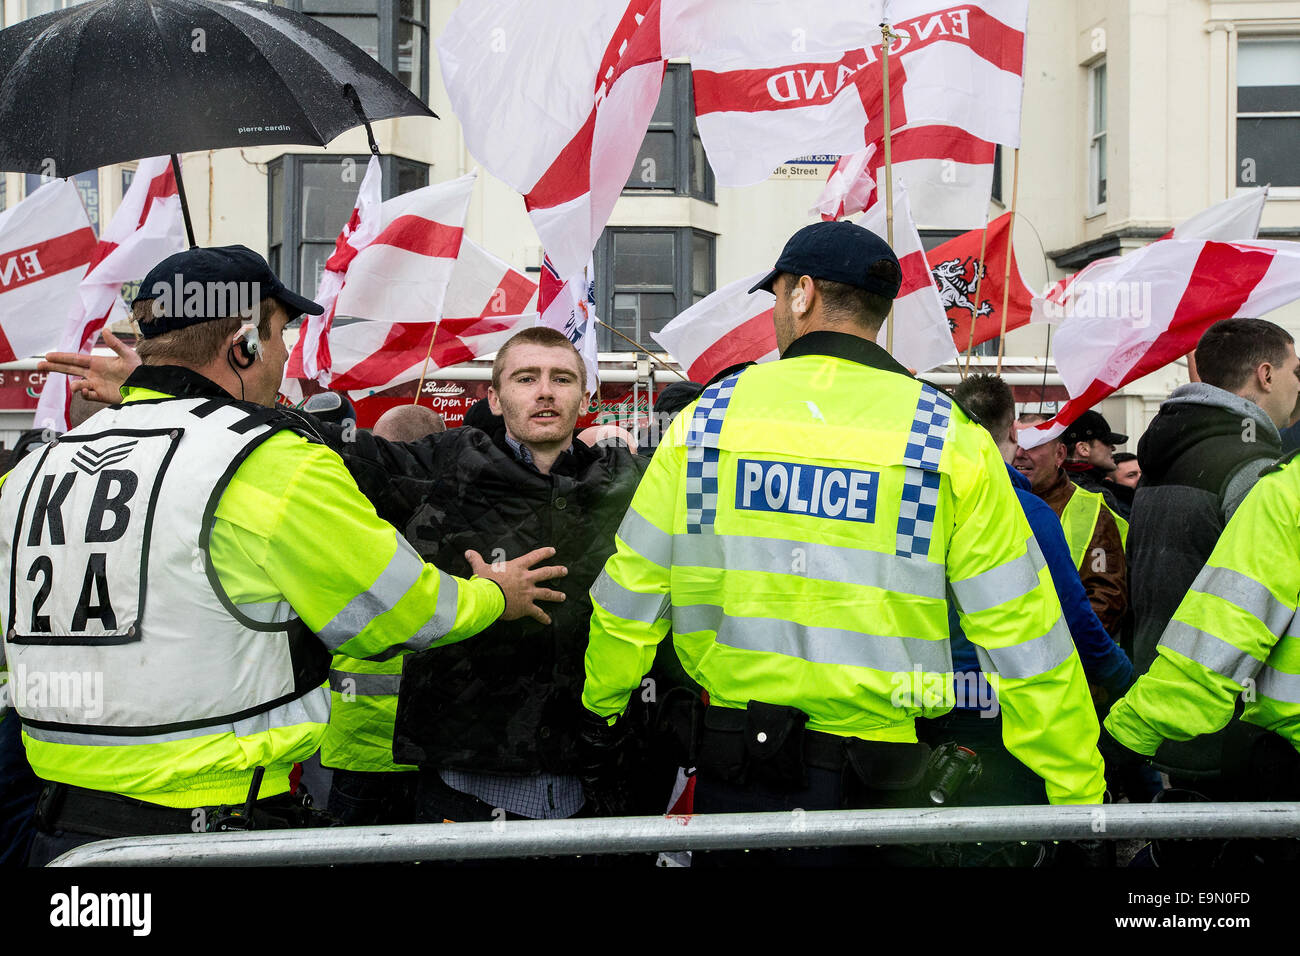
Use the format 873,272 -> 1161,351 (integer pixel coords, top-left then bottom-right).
574,708 -> 633,817
1098,723 -> 1148,771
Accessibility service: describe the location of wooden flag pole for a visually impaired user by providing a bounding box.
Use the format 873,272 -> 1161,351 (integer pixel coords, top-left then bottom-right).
880,20 -> 898,353
961,219 -> 992,380
411,323 -> 440,405
596,319 -> 689,380
995,148 -> 1021,375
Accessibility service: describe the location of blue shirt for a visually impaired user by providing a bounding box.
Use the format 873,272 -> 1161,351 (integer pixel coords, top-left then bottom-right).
949,464 -> 1133,709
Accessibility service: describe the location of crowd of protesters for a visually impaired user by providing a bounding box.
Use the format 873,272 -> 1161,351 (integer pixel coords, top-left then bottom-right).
2,238 -> 1299,868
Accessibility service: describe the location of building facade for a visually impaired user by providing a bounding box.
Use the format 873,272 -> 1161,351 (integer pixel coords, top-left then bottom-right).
0,0 -> 1297,446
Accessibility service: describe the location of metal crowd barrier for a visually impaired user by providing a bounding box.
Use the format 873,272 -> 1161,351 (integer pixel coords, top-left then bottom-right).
49,802 -> 1300,866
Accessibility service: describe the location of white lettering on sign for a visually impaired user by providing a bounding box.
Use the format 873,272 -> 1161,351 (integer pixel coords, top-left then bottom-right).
736,459 -> 877,523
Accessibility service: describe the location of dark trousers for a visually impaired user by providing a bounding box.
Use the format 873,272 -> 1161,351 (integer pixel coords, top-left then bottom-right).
916,708 -> 1051,866
692,763 -> 930,867
0,715 -> 40,867
26,786 -> 334,867
328,769 -> 419,826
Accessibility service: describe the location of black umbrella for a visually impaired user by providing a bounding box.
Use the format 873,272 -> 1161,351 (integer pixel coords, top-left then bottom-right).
0,0 -> 437,243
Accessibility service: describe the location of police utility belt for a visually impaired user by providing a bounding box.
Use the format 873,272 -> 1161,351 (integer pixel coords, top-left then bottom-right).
34,780 -> 336,837
694,701 -> 930,792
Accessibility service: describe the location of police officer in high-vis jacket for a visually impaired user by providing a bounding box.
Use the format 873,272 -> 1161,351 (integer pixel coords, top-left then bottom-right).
1,246 -> 565,865
580,223 -> 1106,856
1105,450 -> 1300,795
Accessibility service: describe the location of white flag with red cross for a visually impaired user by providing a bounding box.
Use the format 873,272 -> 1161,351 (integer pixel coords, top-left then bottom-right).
288,167 -> 476,388
859,187 -> 958,373
817,126 -> 996,229
651,272 -> 778,385
440,0 -> 669,280
295,154 -> 385,384
1034,188 -> 1271,322
0,179 -> 97,364
35,156 -> 185,432
684,0 -> 1028,188
320,239 -> 538,395
1018,239 -> 1300,449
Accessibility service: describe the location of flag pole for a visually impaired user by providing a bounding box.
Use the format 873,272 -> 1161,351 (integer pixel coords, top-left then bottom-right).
961,219 -> 992,380
596,319 -> 689,381
880,20 -> 897,354
995,148 -> 1021,375
411,323 -> 439,406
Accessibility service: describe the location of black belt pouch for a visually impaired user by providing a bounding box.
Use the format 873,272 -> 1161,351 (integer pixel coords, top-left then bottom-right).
744,701 -> 809,789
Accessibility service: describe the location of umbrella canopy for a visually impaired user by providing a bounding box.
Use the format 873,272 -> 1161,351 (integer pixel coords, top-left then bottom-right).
0,0 -> 436,177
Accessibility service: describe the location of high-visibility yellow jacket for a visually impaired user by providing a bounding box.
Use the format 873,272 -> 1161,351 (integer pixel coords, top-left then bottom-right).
1106,451 -> 1300,755
1060,487 -> 1129,572
583,332 -> 1106,805
0,367 -> 503,807
320,653 -> 415,774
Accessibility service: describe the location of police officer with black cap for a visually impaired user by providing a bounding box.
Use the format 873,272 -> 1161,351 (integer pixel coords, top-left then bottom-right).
9,245 -> 564,863
580,221 -> 1106,864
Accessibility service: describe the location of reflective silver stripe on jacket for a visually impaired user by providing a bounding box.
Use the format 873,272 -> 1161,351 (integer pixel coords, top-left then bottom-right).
1254,665 -> 1300,705
672,603 -> 951,673
20,686 -> 330,747
616,507 -> 673,569
949,538 -> 1047,616
363,568 -> 462,662
675,534 -> 946,599
329,670 -> 403,698
317,536 -> 440,653
1190,565 -> 1295,636
1159,620 -> 1263,685
974,615 -> 1074,680
591,571 -> 670,624
618,513 -> 948,600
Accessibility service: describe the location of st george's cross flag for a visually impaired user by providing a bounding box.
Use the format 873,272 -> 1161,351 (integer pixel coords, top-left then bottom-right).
682,0 -> 1028,187
0,180 -> 97,365
35,156 -> 185,432
1018,239 -> 1300,449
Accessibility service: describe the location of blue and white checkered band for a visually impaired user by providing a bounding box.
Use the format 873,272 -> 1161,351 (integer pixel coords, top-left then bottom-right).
685,371 -> 744,534
896,384 -> 952,558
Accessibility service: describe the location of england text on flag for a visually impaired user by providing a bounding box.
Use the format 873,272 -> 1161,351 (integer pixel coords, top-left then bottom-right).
651,272 -> 778,386
439,0 -> 667,279
684,0 -> 1027,188
321,239 -> 538,395
35,156 -> 185,432
0,180 -> 97,364
1018,240 -> 1300,449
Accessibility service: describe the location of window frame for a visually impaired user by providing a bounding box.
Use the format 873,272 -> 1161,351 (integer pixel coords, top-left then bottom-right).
1087,60 -> 1107,217
267,153 -> 429,293
622,63 -> 716,203
274,0 -> 429,103
594,226 -> 716,352
1233,34 -> 1300,197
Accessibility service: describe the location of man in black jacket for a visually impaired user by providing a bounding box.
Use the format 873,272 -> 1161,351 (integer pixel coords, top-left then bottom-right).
1130,318 -> 1299,679
328,328 -> 649,823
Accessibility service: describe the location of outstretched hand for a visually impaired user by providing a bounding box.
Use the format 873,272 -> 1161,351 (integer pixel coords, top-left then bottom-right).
466,546 -> 568,625
39,327 -> 140,405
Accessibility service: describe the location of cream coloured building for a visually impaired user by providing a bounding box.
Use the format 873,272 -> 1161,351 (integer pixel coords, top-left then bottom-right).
0,0 -> 1298,447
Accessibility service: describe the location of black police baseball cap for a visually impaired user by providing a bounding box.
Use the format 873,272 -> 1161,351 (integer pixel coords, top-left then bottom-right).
749,220 -> 902,299
1061,409 -> 1127,447
132,245 -> 324,338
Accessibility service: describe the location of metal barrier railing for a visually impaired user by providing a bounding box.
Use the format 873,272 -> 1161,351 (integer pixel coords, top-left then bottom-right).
48,802 -> 1300,866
